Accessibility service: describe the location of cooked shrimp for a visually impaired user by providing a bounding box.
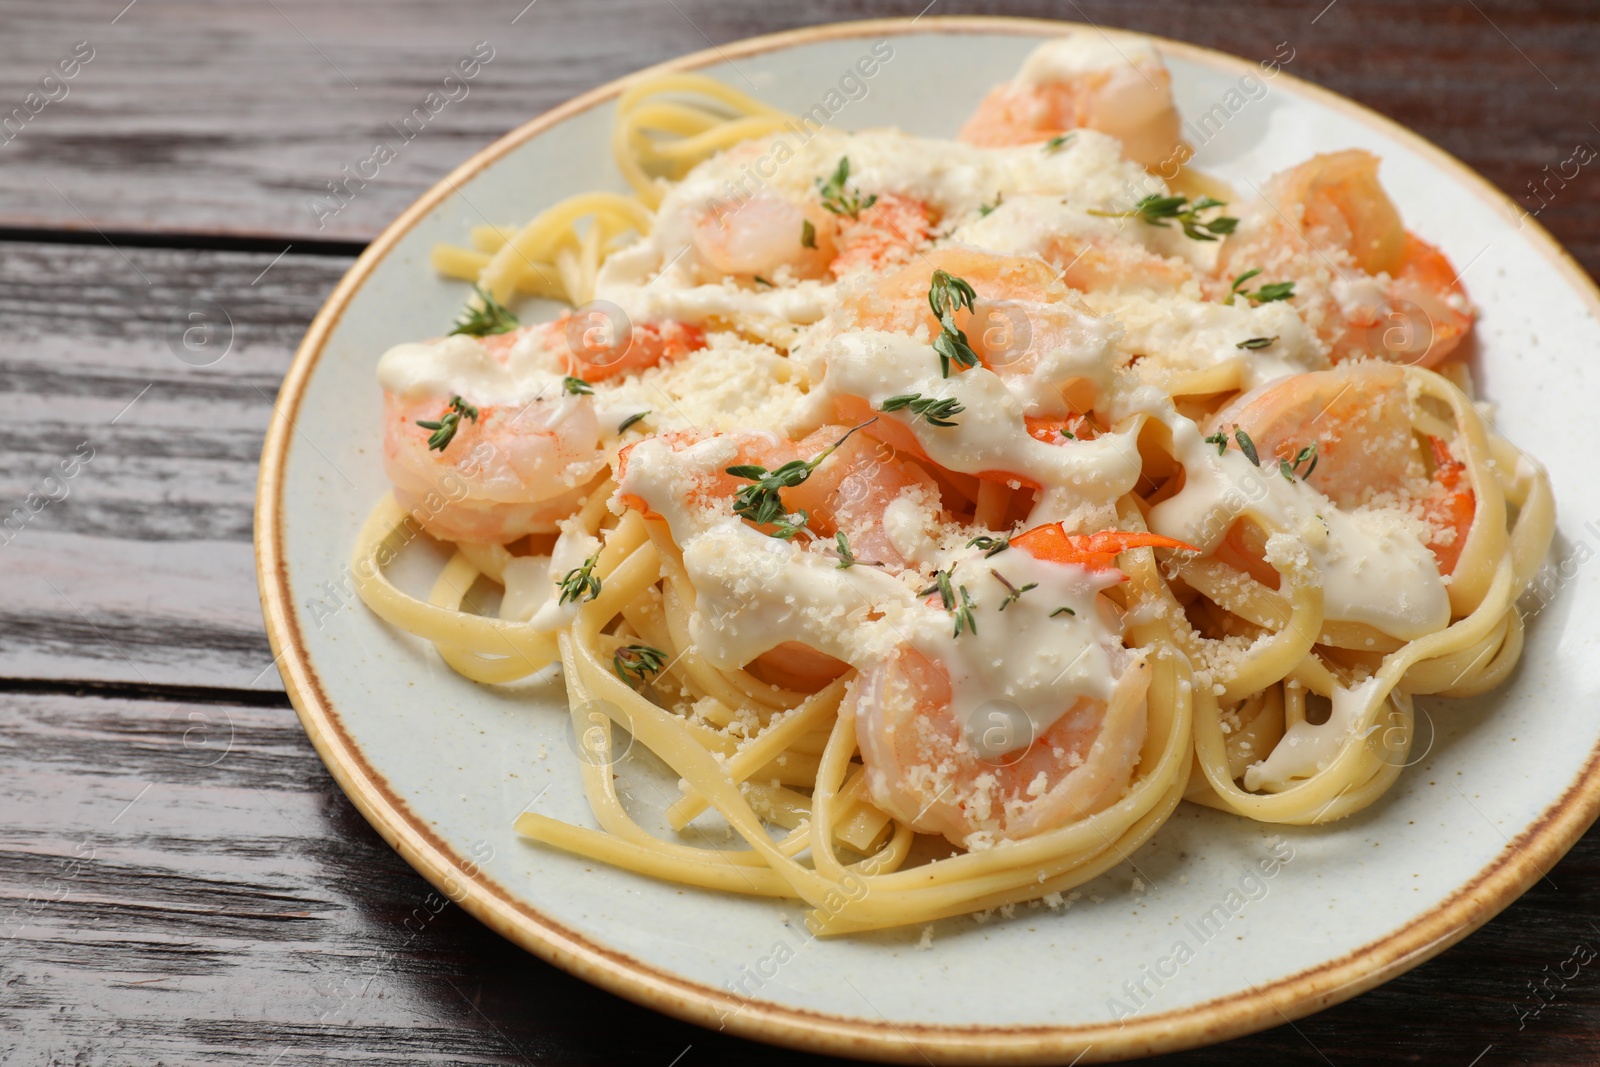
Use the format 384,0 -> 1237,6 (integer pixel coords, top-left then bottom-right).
690,187 -> 934,283
959,35 -> 1185,170
691,192 -> 838,281
1209,360 -> 1474,573
383,389 -> 608,544
852,527 -> 1188,846
1216,150 -> 1473,366
617,424 -> 941,571
828,193 -> 935,278
838,246 -> 1103,377
531,314 -> 705,383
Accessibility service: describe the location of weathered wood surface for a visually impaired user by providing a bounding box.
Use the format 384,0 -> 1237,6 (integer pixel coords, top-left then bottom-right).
5,0 -> 1600,1064
0,240 -> 351,690
4,687 -> 1600,1066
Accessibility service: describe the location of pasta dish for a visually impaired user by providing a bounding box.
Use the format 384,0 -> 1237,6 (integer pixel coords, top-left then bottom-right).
350,33 -> 1554,934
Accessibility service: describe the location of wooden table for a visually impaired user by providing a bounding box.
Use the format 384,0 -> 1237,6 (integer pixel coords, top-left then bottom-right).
3,1 -> 1597,1063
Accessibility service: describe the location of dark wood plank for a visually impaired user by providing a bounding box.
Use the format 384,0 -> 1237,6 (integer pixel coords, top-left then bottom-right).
0,240 -> 353,690
3,685 -> 1600,1065
0,0 -> 1595,277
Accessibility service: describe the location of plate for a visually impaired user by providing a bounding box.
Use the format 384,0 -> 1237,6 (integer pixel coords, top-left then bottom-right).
255,16 -> 1600,1063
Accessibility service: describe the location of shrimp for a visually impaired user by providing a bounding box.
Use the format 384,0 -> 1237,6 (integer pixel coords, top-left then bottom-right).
478,317 -> 704,385
692,192 -> 838,281
1216,150 -> 1473,366
383,389 -> 608,544
828,193 -> 935,278
535,315 -> 704,384
617,424 -> 941,572
851,527 -> 1188,846
1209,361 -> 1474,574
838,246 -> 1101,377
959,35 -> 1185,170
690,189 -> 933,282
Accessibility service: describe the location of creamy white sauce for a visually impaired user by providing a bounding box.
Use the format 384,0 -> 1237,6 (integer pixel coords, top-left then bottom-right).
527,520 -> 602,631
376,332 -> 566,407
1143,401 -> 1449,640
1014,34 -> 1162,87
818,330 -> 1144,502
920,546 -> 1124,757
1244,676 -> 1380,790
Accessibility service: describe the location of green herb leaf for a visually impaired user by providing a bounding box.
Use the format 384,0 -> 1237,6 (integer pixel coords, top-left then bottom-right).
800,219 -> 816,249
726,420 -> 875,539
415,395 -> 479,452
1225,269 -> 1295,305
831,531 -> 884,570
1234,428 -> 1261,466
1043,132 -> 1075,153
613,644 -> 666,687
1050,606 -> 1077,618
879,392 -> 965,427
557,553 -> 602,606
449,284 -> 521,337
817,157 -> 878,219
991,569 -> 1038,611
1089,194 -> 1239,242
1224,268 -> 1262,306
978,192 -> 1003,217
954,585 -> 977,637
1279,441 -> 1319,482
918,569 -> 977,637
1236,336 -> 1278,350
966,534 -> 1010,558
563,375 -> 593,395
1204,431 -> 1230,455
927,269 -> 980,377
617,411 -> 650,433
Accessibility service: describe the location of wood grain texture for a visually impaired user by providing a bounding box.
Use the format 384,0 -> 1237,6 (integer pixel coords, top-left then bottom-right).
2,686 -> 1600,1066
0,0 -> 1595,270
5,0 -> 1600,1063
0,240 -> 351,690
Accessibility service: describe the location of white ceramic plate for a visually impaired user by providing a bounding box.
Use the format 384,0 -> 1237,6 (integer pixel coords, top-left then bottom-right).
256,17 -> 1600,1064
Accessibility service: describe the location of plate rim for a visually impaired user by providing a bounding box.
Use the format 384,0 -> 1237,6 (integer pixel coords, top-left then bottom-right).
254,15 -> 1600,1064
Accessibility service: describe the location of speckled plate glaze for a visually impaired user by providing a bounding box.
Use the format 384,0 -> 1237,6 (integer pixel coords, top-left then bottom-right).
256,17 -> 1600,1064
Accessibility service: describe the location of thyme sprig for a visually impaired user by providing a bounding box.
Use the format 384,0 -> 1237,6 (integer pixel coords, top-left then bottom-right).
1224,269 -> 1296,305
557,553 -> 602,605
416,395 -> 479,452
879,392 -> 965,427
831,531 -> 884,570
562,376 -> 593,395
449,284 -> 521,337
1089,194 -> 1239,242
991,569 -> 1038,611
818,157 -> 877,219
966,534 -> 1010,558
927,269 -> 980,377
725,420 -> 875,540
1279,442 -> 1320,482
918,568 -> 978,638
613,644 -> 666,687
